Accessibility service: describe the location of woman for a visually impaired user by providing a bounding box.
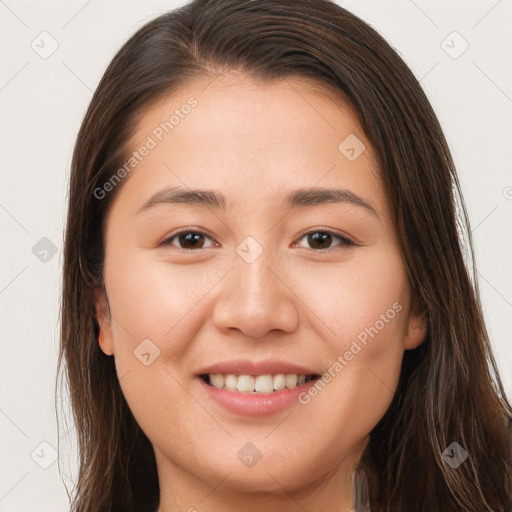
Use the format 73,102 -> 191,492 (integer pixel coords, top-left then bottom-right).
57,0 -> 512,510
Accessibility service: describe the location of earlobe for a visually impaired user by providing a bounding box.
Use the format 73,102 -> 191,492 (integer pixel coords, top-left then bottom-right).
402,297 -> 427,350
94,287 -> 115,356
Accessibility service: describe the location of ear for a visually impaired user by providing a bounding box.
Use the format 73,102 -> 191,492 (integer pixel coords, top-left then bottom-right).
402,295 -> 427,350
94,287 -> 115,356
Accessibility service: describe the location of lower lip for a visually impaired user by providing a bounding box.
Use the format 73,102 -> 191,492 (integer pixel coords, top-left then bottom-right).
197,377 -> 317,417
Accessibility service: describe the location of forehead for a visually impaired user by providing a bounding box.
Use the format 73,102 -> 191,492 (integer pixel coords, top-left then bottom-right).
113,74 -> 386,219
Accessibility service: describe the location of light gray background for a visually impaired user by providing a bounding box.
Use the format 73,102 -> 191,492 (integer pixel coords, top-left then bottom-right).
1,1 -> 511,510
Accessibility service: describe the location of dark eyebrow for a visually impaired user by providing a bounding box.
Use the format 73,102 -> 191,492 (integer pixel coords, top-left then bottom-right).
285,187 -> 378,217
137,186 -> 378,217
138,187 -> 227,212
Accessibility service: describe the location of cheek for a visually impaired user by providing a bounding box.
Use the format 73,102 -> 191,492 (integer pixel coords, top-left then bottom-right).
105,252 -> 225,354
292,249 -> 408,418
102,254 -> 219,445
293,248 -> 409,350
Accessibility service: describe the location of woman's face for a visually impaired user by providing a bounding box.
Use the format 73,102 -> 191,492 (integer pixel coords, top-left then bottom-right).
95,74 -> 426,508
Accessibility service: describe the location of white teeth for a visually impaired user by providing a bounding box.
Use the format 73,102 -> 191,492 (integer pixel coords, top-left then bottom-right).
285,374 -> 298,388
225,374 -> 237,390
237,375 -> 255,393
273,374 -> 286,391
255,375 -> 273,393
206,373 -> 313,393
210,374 -> 224,389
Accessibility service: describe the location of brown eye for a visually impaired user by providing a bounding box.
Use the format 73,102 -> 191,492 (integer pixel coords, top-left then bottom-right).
162,230 -> 214,250
296,230 -> 354,251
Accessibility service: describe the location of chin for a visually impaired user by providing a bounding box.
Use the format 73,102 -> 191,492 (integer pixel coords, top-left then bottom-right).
208,455 -> 320,495
223,467 -> 305,494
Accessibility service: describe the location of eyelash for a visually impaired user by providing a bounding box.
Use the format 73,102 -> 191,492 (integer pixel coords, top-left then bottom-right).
160,228 -> 355,252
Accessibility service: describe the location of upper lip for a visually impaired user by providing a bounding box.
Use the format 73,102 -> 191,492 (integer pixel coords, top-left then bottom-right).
196,359 -> 319,376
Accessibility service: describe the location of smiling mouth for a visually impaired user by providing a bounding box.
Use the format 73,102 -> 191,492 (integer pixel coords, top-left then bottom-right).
199,373 -> 319,393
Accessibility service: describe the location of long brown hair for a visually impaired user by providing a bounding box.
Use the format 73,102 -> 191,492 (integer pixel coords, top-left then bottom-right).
57,1 -> 512,510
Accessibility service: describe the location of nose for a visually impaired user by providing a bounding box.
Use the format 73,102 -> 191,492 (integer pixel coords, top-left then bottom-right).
211,246 -> 300,339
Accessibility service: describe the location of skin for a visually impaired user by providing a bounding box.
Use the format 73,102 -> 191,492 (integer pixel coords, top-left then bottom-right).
95,73 -> 426,512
